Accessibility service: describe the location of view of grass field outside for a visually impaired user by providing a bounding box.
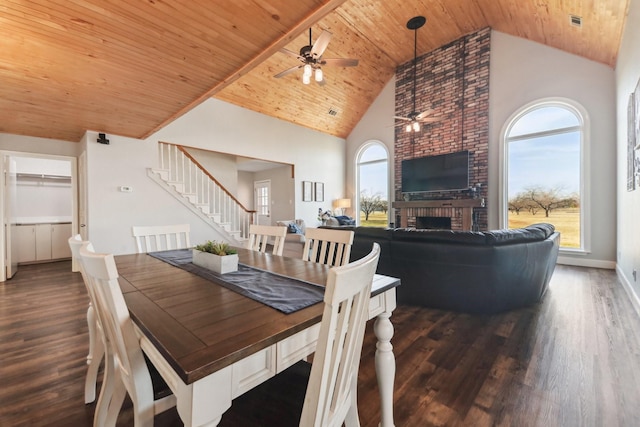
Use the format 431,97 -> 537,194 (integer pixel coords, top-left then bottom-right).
357,144 -> 389,228
507,104 -> 582,249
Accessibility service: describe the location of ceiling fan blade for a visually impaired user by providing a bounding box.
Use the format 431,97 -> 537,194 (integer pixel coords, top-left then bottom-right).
321,58 -> 359,67
310,30 -> 332,58
280,48 -> 305,62
415,109 -> 435,119
274,65 -> 302,78
419,117 -> 441,123
394,116 -> 411,121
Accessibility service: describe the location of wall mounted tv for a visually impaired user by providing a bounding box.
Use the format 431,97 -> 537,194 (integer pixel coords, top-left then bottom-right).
401,150 -> 470,193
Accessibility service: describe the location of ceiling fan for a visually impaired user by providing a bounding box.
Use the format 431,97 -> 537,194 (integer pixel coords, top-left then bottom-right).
274,28 -> 359,85
395,16 -> 439,132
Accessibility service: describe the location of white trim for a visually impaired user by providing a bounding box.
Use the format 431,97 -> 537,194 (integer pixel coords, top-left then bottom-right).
0,150 -> 78,282
355,140 -> 390,226
616,264 -> 640,318
499,97 -> 591,253
557,256 -> 615,269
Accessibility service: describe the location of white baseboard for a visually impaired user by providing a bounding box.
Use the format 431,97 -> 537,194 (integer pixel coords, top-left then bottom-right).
616,265 -> 640,318
556,256 -> 616,269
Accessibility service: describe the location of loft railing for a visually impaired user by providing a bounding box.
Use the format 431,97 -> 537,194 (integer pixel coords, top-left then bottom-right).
157,141 -> 256,239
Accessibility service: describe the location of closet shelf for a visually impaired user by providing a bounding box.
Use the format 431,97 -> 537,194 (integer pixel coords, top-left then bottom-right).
17,173 -> 71,181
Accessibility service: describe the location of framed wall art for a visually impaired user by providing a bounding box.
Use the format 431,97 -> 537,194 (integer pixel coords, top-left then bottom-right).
314,182 -> 324,202
302,181 -> 313,201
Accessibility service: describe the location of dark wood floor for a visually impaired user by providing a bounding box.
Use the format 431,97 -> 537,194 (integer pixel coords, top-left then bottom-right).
1,261 -> 639,426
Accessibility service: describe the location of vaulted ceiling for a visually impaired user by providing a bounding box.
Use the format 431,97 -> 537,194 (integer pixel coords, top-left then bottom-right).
0,0 -> 630,143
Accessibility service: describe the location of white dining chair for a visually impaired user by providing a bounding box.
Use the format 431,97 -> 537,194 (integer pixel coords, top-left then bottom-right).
68,235 -> 105,405
131,224 -> 191,253
79,242 -> 176,427
219,243 -> 380,427
302,227 -> 355,267
247,224 -> 288,256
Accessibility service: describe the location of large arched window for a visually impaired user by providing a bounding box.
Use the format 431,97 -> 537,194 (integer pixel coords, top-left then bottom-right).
503,99 -> 588,251
356,142 -> 389,227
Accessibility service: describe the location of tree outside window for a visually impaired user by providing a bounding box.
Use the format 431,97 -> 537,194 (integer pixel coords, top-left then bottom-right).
356,143 -> 389,227
505,103 -> 584,249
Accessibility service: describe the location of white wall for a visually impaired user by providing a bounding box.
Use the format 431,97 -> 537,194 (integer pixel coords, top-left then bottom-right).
84,98 -> 345,254
345,78 -> 396,219
254,165 -> 295,224
186,148 -> 240,194
615,0 -> 640,307
0,133 -> 80,157
489,30 -> 617,267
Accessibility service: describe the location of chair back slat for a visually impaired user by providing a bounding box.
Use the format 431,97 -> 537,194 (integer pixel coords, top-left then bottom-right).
247,224 -> 287,256
79,243 -> 176,424
300,243 -> 380,427
302,228 -> 354,267
131,224 -> 191,253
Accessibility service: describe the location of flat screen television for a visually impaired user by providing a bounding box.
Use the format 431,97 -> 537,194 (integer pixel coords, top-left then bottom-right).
401,150 -> 469,193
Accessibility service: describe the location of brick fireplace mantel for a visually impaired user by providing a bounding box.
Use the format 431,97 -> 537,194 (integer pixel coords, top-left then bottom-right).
392,199 -> 485,231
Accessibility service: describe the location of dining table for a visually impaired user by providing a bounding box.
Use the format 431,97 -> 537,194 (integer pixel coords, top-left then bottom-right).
115,247 -> 400,427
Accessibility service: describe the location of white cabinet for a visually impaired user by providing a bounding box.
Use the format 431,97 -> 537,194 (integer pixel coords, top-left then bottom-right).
51,223 -> 72,259
36,224 -> 52,260
15,225 -> 36,263
16,223 -> 72,263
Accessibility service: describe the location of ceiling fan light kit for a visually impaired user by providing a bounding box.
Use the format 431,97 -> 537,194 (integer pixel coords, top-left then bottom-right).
275,28 -> 359,86
395,15 -> 440,133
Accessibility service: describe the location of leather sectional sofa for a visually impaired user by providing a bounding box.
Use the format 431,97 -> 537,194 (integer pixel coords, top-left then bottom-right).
344,223 -> 560,314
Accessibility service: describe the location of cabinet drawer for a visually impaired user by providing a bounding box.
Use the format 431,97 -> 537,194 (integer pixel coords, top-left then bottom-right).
231,345 -> 276,398
276,323 -> 320,373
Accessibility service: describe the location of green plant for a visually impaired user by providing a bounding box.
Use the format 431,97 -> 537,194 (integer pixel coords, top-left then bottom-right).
193,240 -> 237,256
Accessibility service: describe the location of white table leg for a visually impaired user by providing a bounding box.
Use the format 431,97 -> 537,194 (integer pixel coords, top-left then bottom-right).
374,310 -> 395,427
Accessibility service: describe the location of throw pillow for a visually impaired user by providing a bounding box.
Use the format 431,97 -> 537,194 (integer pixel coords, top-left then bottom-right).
335,215 -> 356,226
287,223 -> 302,234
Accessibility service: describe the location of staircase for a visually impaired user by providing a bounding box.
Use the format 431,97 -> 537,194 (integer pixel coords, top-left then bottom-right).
147,142 -> 256,244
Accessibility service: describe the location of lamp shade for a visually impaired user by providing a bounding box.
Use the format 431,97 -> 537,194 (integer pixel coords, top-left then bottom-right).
333,198 -> 351,210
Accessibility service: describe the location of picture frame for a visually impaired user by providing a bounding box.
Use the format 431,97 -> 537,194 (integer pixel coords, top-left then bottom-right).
314,182 -> 324,202
302,181 -> 313,202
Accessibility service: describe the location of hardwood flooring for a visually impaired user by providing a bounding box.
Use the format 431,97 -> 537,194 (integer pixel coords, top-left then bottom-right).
1,261 -> 639,426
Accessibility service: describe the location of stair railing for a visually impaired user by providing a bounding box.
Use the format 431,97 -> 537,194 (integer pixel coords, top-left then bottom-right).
158,142 -> 256,239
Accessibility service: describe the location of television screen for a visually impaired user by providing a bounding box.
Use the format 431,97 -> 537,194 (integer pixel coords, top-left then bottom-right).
401,150 -> 469,193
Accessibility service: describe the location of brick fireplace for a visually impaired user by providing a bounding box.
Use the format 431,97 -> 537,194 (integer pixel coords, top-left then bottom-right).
393,28 -> 490,231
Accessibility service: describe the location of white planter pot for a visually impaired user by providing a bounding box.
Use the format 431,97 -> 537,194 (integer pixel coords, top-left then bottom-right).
192,249 -> 238,274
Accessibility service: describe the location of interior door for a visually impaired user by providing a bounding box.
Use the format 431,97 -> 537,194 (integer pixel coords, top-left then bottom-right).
4,156 -> 18,279
78,152 -> 88,240
254,180 -> 271,226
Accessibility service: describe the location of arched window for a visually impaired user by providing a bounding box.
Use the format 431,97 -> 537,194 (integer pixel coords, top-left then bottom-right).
356,142 -> 389,227
503,100 -> 588,251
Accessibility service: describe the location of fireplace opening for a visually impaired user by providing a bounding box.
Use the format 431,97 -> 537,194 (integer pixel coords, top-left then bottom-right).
416,216 -> 452,230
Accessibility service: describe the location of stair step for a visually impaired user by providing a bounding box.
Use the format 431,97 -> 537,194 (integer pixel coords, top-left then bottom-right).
183,193 -> 198,203
197,204 -> 211,215
152,168 -> 170,181
168,181 -> 185,193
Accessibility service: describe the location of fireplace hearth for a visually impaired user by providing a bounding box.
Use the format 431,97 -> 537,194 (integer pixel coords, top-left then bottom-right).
416,216 -> 452,230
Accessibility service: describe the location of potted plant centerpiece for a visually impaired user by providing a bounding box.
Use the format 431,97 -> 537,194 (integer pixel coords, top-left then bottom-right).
192,240 -> 238,274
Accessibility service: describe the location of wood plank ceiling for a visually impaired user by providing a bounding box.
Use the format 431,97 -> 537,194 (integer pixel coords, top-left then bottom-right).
0,0 -> 630,143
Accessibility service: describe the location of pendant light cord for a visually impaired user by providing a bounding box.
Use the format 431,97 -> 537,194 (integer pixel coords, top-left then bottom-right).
412,27 -> 417,115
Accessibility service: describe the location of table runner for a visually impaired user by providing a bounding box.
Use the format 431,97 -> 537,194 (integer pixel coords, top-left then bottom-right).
148,249 -> 324,314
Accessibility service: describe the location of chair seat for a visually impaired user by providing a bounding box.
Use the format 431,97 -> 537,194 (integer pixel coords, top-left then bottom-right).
144,353 -> 173,400
219,361 -> 311,427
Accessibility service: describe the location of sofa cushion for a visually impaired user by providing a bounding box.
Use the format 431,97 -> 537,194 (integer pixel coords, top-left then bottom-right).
390,223 -> 555,246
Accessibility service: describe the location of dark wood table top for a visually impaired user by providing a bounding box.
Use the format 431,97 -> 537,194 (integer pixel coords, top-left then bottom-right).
115,248 -> 399,385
